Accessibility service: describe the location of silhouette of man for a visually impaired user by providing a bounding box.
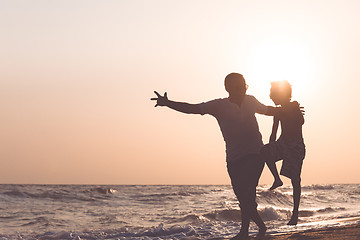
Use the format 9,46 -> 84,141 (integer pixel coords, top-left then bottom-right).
151,73 -> 278,239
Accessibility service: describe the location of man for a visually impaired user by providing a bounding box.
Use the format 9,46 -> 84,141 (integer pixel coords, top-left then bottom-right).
151,73 -> 277,239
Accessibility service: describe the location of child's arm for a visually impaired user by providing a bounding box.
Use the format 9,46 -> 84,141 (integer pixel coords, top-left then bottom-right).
269,116 -> 279,142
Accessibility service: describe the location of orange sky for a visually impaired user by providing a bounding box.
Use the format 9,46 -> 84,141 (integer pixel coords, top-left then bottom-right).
1,0 -> 360,185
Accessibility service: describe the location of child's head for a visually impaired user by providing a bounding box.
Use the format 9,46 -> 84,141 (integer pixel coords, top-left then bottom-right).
270,80 -> 292,105
224,73 -> 248,96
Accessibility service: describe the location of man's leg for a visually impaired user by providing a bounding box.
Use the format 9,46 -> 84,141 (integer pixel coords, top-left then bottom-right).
230,206 -> 250,240
227,161 -> 250,239
247,194 -> 266,237
231,202 -> 265,240
247,160 -> 266,236
240,208 -> 251,235
288,178 -> 301,225
228,155 -> 267,238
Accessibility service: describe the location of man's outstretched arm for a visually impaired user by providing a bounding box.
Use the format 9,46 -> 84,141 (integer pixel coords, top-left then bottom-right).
151,91 -> 202,114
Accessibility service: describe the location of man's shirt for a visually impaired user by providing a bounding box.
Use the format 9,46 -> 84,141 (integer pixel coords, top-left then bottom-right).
200,95 -> 268,162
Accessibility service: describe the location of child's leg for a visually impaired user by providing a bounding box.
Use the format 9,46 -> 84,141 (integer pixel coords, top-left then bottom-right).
261,143 -> 283,190
288,178 -> 301,225
266,160 -> 283,190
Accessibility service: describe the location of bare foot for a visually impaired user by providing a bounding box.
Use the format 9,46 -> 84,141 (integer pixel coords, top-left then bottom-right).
287,212 -> 298,225
255,227 -> 267,239
269,180 -> 283,190
230,231 -> 249,240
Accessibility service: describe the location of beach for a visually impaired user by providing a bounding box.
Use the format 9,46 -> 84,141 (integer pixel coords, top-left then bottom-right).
1,184 -> 359,239
264,223 -> 360,240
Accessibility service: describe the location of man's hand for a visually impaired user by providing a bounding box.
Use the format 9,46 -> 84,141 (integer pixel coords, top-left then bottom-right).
294,101 -> 305,115
151,91 -> 169,107
300,106 -> 305,115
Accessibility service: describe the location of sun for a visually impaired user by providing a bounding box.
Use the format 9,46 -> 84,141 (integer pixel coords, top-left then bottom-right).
245,36 -> 314,103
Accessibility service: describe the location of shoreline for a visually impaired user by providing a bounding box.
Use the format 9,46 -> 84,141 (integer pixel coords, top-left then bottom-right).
262,223 -> 360,240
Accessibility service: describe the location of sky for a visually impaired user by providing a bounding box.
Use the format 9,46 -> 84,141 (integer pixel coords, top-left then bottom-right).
1,0 -> 360,185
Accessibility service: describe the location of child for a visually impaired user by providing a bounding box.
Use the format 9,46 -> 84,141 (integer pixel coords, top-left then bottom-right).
261,80 -> 306,225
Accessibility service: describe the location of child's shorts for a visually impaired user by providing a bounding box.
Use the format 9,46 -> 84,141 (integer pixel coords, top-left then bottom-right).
261,138 -> 306,181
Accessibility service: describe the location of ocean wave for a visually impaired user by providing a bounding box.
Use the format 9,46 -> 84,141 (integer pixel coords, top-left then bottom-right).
168,206 -> 352,225
0,186 -> 117,203
167,209 -> 242,224
91,187 -> 116,195
2,190 -> 29,198
20,224 -> 199,240
259,206 -> 349,220
259,207 -> 285,221
98,215 -> 128,225
20,216 -> 50,227
3,217 -> 360,240
35,231 -> 82,240
1,184 -> 359,240
167,214 -> 209,224
302,184 -> 335,191
257,189 -> 293,206
132,190 -> 208,202
136,224 -> 197,238
204,209 -> 242,222
169,207 -> 286,224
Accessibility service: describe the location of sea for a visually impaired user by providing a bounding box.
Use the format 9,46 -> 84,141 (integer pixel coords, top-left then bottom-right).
0,184 -> 359,239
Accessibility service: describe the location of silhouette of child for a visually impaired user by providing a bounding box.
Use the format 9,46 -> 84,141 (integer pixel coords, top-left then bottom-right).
261,80 -> 306,226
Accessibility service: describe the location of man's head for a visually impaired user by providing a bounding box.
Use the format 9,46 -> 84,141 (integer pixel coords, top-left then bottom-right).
270,80 -> 292,105
224,73 -> 248,96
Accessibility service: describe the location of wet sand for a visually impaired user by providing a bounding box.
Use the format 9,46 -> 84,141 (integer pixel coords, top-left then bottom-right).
263,223 -> 360,240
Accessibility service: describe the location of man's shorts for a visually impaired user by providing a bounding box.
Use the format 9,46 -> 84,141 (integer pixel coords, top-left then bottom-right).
227,154 -> 265,210
262,138 -> 306,181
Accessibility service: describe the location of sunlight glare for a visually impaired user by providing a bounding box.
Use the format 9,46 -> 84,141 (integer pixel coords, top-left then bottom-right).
245,36 -> 314,103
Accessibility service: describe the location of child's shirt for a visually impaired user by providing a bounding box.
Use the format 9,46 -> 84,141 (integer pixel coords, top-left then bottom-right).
278,101 -> 304,142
